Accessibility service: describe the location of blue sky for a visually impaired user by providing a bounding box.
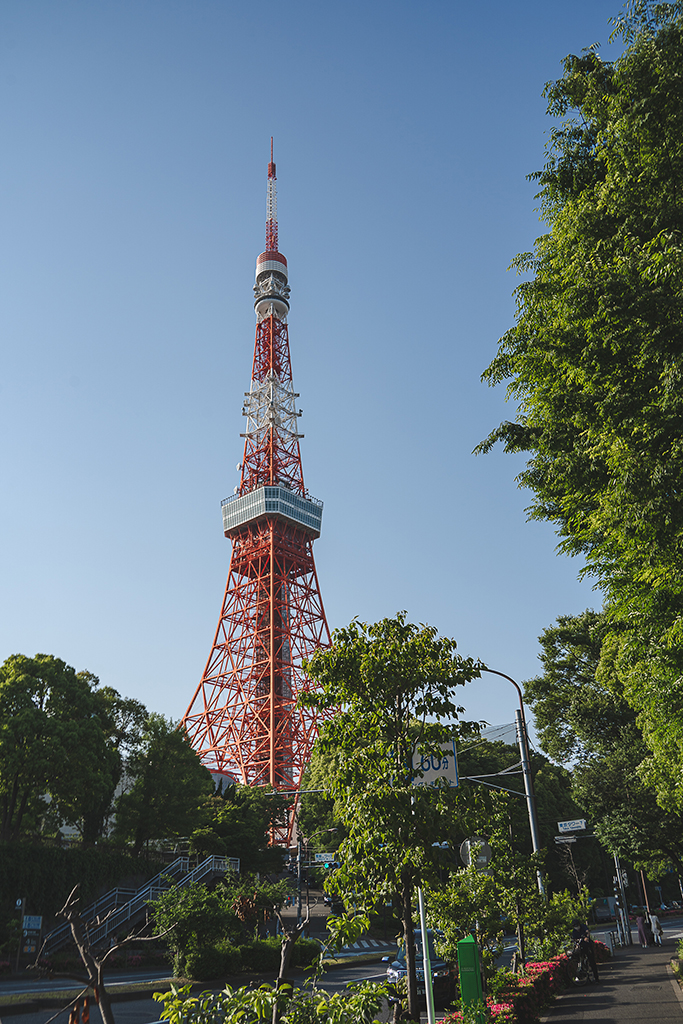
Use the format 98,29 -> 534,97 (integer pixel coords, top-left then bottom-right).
0,1 -> 624,742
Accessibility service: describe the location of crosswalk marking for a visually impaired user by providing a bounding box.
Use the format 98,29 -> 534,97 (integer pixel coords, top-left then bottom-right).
341,938 -> 394,951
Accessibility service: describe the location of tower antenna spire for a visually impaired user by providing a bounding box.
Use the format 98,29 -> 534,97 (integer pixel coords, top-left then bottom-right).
266,137 -> 278,253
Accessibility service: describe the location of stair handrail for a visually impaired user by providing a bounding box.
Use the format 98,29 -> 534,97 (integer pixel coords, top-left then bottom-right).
42,856 -> 190,954
84,855 -> 239,945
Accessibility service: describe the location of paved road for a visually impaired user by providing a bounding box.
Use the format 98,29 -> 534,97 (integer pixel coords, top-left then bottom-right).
0,962 -> 390,1024
0,974 -> 172,998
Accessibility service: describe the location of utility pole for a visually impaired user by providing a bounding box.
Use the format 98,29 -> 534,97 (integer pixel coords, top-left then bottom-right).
515,709 -> 545,896
480,668 -> 545,896
613,852 -> 632,945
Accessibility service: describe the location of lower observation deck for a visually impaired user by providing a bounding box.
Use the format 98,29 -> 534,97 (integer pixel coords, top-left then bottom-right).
221,485 -> 323,538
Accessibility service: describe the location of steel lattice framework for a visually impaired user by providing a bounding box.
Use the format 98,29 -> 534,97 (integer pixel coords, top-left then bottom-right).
182,145 -> 330,835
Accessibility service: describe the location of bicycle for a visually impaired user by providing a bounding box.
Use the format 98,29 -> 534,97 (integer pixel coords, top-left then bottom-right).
569,940 -> 592,986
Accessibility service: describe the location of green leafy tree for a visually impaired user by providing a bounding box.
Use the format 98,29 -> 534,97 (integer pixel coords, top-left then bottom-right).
477,1 -> 683,807
222,874 -> 292,940
0,654 -> 116,840
153,875 -> 307,1002
523,611 -> 619,764
190,784 -> 287,873
114,714 -> 213,855
152,880 -> 241,976
457,735 -> 589,892
425,797 -> 591,975
303,612 -> 480,1021
427,800 -> 545,977
298,746 -> 347,853
61,682 -> 148,843
525,610 -> 683,876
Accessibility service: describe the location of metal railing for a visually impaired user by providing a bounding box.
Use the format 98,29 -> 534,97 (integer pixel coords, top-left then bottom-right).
82,855 -> 239,947
42,856 -> 190,955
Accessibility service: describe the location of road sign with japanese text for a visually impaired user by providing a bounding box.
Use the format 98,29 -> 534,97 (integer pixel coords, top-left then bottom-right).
557,819 -> 586,833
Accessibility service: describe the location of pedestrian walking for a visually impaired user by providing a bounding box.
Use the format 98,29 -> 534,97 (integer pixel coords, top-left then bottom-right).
636,913 -> 649,947
650,912 -> 663,945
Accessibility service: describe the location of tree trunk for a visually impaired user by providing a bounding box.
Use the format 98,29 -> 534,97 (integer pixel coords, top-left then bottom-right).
271,910 -> 307,1024
13,785 -> 32,840
1,775 -> 19,840
401,870 -> 418,1020
64,895 -> 116,1024
95,962 -> 115,1024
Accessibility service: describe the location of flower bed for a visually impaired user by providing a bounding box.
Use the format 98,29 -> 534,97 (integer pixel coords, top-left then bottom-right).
442,942 -> 611,1023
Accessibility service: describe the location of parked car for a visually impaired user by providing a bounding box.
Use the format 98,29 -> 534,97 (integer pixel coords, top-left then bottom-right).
383,929 -> 456,1007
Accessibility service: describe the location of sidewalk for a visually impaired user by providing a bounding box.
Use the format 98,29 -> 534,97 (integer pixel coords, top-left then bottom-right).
541,940 -> 683,1021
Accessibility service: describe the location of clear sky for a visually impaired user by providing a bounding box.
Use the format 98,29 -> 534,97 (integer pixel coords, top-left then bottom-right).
0,1 -> 623,740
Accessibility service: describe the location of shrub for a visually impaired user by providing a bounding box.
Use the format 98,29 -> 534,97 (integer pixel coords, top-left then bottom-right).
238,939 -> 281,972
592,940 -> 611,963
290,937 -> 320,968
176,935 -> 320,981
183,944 -> 242,981
154,979 -> 390,1024
494,956 -> 577,1023
219,943 -> 243,976
443,1003 -> 514,1024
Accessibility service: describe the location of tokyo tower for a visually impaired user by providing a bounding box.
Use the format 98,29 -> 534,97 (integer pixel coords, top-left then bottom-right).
182,144 -> 330,824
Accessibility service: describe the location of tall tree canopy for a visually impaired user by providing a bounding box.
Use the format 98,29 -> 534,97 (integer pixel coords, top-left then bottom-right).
65,682 -> 148,844
478,1 -> 683,806
0,654 -> 122,841
0,653 -> 253,857
114,714 -> 213,855
525,610 -> 683,876
457,736 -> 591,892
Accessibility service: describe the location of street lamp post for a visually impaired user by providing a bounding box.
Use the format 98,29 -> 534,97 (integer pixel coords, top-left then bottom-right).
297,832 -> 303,927
297,826 -> 336,927
479,667 -> 545,896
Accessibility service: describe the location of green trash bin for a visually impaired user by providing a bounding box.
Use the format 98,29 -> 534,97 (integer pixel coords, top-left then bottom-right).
457,935 -> 484,1016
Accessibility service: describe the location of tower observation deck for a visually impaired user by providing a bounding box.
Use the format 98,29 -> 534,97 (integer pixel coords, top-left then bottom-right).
182,145 -> 330,838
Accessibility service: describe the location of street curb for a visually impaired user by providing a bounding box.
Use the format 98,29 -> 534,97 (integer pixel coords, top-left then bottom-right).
0,955 -> 392,1017
0,980 -> 177,1017
666,963 -> 683,1010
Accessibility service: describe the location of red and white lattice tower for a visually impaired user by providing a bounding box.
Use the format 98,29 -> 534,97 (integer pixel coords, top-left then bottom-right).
182,144 -> 330,835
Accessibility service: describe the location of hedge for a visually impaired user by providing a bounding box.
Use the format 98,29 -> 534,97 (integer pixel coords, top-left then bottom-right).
0,843 -> 164,934
178,937 -> 321,981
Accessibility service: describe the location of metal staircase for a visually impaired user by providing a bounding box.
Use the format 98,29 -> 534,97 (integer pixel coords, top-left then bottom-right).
42,854 -> 239,955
